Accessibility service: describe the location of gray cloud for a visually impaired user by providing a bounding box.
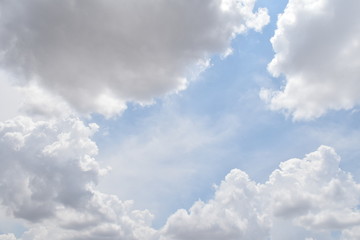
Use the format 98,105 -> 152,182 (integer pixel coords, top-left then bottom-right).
0,116 -> 101,221
262,0 -> 360,120
0,116 -> 156,240
0,234 -> 16,240
18,192 -> 156,240
0,0 -> 269,117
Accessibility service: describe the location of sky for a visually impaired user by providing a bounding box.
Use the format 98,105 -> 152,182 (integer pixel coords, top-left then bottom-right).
0,0 -> 360,239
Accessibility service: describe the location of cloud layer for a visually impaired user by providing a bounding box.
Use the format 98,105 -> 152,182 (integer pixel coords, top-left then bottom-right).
262,0 -> 360,120
1,118 -> 359,240
0,0 -> 268,117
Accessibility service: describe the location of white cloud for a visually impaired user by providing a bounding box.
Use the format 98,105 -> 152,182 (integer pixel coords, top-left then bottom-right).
0,116 -> 101,221
0,116 -> 157,239
0,71 -> 75,121
262,0 -> 360,120
18,83 -> 74,120
266,146 -> 360,232
1,120 -> 360,240
160,169 -> 269,240
161,146 -> 360,240
0,0 -> 269,117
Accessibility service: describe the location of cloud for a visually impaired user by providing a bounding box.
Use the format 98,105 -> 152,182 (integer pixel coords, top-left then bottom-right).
0,71 -> 73,121
2,1 -> 359,240
0,116 -> 156,239
1,122 -> 360,240
262,0 -> 360,120
0,0 -> 269,117
0,234 -> 17,240
342,226 -> 360,240
266,146 -> 360,232
1,192 -> 156,240
0,116 -> 101,221
161,169 -> 269,240
161,146 -> 360,240
18,83 -> 74,120
0,71 -> 22,121
18,192 -> 156,240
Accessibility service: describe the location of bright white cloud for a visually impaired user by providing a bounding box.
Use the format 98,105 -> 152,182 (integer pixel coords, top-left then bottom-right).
161,146 -> 360,240
266,146 -> 360,232
262,0 -> 360,120
160,169 -> 269,240
0,0 -> 269,117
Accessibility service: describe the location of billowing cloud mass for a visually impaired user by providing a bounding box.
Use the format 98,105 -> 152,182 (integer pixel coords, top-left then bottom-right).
0,116 -> 100,221
1,117 -> 360,239
161,146 -> 360,240
0,0 -> 269,117
0,116 -> 155,239
262,0 -> 360,120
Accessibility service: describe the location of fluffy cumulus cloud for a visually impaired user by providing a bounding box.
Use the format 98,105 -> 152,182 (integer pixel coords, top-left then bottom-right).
262,0 -> 360,120
160,146 -> 360,240
1,118 -> 360,240
160,170 -> 269,240
0,116 -> 155,239
0,0 -> 269,117
16,192 -> 156,240
0,116 -> 101,221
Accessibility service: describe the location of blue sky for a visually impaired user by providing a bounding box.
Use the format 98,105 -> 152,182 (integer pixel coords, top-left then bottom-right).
92,0 -> 360,227
1,0 -> 360,239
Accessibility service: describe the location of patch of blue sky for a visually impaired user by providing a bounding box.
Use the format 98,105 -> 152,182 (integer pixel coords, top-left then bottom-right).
91,0 -> 360,229
0,210 -> 27,238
